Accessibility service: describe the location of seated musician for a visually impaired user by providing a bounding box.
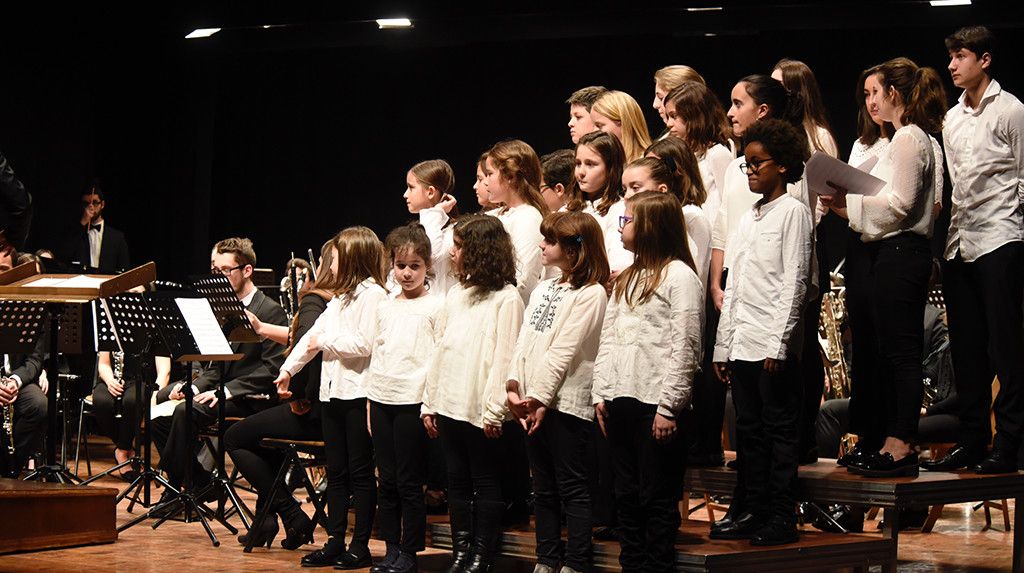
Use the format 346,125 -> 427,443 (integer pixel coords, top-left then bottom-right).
0,247 -> 49,476
151,238 -> 287,494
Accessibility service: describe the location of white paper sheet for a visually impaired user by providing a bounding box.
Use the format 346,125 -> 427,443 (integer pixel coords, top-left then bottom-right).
806,151 -> 885,197
24,275 -> 107,288
175,298 -> 233,356
24,277 -> 67,287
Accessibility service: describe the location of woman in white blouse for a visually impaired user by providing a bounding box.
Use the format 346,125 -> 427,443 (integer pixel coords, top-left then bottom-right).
482,140 -> 550,304
506,211 -> 610,573
274,226 -> 390,568
820,57 -> 947,478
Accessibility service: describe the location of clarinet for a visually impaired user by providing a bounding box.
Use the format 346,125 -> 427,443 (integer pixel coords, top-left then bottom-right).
2,376 -> 15,460
113,351 -> 125,419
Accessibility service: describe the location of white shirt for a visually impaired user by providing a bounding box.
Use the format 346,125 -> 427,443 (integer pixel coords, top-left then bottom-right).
88,220 -> 103,267
282,279 -> 388,402
507,280 -> 607,422
418,206 -> 459,296
496,205 -> 545,305
698,143 -> 735,228
847,124 -> 940,242
584,198 -> 634,272
848,137 -> 889,170
943,79 -> 1024,262
714,194 -> 814,363
683,203 -> 711,289
712,157 -> 762,269
364,293 -> 444,405
592,260 -> 704,418
421,283 -> 524,428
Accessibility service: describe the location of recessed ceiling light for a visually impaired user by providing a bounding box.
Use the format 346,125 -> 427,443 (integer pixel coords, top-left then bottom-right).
688,6 -> 723,12
705,32 -> 718,37
929,0 -> 970,6
185,28 -> 221,39
376,18 -> 413,29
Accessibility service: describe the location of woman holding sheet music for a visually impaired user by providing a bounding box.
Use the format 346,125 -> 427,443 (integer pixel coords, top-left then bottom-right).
819,57 -> 946,478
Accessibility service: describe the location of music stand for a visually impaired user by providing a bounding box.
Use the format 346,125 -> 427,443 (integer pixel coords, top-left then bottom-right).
187,274 -> 261,531
0,261 -> 156,483
0,299 -> 49,477
80,294 -> 174,511
116,289 -> 243,546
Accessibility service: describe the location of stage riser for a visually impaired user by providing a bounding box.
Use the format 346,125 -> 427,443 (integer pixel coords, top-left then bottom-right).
0,478 -> 118,554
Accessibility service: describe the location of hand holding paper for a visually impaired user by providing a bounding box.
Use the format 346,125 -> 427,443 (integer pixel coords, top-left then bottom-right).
806,151 -> 885,198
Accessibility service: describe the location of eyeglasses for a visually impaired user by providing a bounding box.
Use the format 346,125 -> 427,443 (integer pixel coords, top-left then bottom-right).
210,265 -> 244,275
618,215 -> 634,230
739,158 -> 775,173
82,199 -> 103,207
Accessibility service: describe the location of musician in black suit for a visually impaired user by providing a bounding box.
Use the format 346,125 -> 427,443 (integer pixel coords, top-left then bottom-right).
67,182 -> 130,272
151,238 -> 288,491
0,249 -> 48,474
0,150 -> 32,251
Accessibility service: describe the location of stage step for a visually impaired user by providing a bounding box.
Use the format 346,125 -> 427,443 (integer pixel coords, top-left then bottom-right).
0,478 -> 118,554
428,520 -> 895,572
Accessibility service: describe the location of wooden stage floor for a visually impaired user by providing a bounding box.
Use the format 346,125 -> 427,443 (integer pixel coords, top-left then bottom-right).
0,437 -> 1015,572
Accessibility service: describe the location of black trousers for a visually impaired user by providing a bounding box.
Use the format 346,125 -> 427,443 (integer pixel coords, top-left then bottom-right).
499,419 -> 531,511
526,409 -> 592,571
12,383 -> 47,471
437,415 -> 504,559
224,401 -> 321,511
92,379 -> 142,451
847,233 -> 931,445
944,242 -> 1024,458
730,359 -> 800,523
321,397 -> 376,552
689,273 -> 727,459
370,401 -> 426,554
815,398 -> 959,459
151,397 -> 267,488
606,397 -> 685,573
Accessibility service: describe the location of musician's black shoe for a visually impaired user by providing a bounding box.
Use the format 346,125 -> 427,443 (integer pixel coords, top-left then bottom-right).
973,449 -> 1018,474
837,443 -> 875,468
920,445 -> 984,472
709,511 -> 764,540
847,452 -> 919,478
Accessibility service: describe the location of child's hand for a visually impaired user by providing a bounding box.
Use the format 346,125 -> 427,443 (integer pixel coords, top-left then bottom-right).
594,401 -> 609,438
763,358 -> 783,374
483,423 -> 503,439
274,371 -> 292,400
439,194 -> 458,213
422,414 -> 439,439
526,406 -> 547,436
711,286 -> 725,312
507,391 -> 530,419
652,413 -> 677,443
713,362 -> 731,384
820,182 -> 848,210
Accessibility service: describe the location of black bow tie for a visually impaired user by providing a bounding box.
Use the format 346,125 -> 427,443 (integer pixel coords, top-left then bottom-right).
88,224 -> 101,232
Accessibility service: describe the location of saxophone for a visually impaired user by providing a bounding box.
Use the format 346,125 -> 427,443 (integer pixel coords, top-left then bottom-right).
819,271 -> 850,401
113,350 -> 125,419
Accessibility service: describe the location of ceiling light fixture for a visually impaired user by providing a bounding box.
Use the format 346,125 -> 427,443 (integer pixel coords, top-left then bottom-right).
185,28 -> 221,39
376,18 -> 413,29
929,0 -> 970,6
687,6 -> 723,12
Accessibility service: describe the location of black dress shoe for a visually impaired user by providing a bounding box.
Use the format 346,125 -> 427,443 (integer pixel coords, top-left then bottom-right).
973,450 -> 1018,474
921,445 -> 984,472
383,553 -> 417,573
710,511 -> 764,540
811,505 -> 865,533
750,521 -> 799,546
837,443 -> 874,467
848,452 -> 919,478
334,549 -> 372,570
302,548 -> 341,568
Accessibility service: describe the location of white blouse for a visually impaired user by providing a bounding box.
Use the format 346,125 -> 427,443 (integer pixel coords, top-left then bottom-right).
282,280 -> 389,402
847,124 -> 940,242
592,260 -> 704,418
848,137 -> 889,170
507,280 -> 608,422
683,203 -> 711,289
698,143 -> 735,228
421,283 -> 524,428
584,198 -> 634,272
496,205 -> 545,305
418,206 -> 458,296
713,194 -> 814,363
364,293 -> 445,405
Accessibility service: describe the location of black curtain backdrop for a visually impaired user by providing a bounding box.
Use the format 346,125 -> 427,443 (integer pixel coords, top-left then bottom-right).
3,9 -> 1023,282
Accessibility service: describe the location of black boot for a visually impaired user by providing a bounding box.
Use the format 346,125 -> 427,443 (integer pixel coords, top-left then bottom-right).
445,499 -> 473,573
464,500 -> 504,573
278,499 -> 315,550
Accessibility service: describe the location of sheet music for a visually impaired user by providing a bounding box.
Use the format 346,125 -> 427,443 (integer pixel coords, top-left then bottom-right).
855,155 -> 879,173
175,298 -> 233,355
24,277 -> 68,287
806,151 -> 886,197
24,275 -> 107,288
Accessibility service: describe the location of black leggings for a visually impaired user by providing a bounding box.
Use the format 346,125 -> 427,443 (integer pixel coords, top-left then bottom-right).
92,379 -> 142,451
321,397 -> 376,552
370,401 -> 426,554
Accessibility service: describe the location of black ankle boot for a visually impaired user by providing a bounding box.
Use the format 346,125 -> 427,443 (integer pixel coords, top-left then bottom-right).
466,500 -> 504,572
461,553 -> 494,573
237,515 -> 280,547
446,498 -> 474,573
278,501 -> 315,550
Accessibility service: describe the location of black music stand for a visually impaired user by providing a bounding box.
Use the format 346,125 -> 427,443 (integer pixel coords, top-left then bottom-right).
116,290 -> 243,546
187,274 -> 261,532
0,300 -> 49,478
80,295 -> 174,511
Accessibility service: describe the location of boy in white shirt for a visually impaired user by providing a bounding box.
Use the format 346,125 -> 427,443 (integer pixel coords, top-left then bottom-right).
712,119 -> 814,546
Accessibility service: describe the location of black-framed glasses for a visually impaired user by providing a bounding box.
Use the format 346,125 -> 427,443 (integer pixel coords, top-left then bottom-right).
739,158 -> 775,173
211,264 -> 244,275
618,215 -> 633,230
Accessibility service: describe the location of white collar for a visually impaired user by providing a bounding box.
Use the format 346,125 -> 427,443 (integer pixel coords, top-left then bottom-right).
240,287 -> 257,307
958,78 -> 1001,114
